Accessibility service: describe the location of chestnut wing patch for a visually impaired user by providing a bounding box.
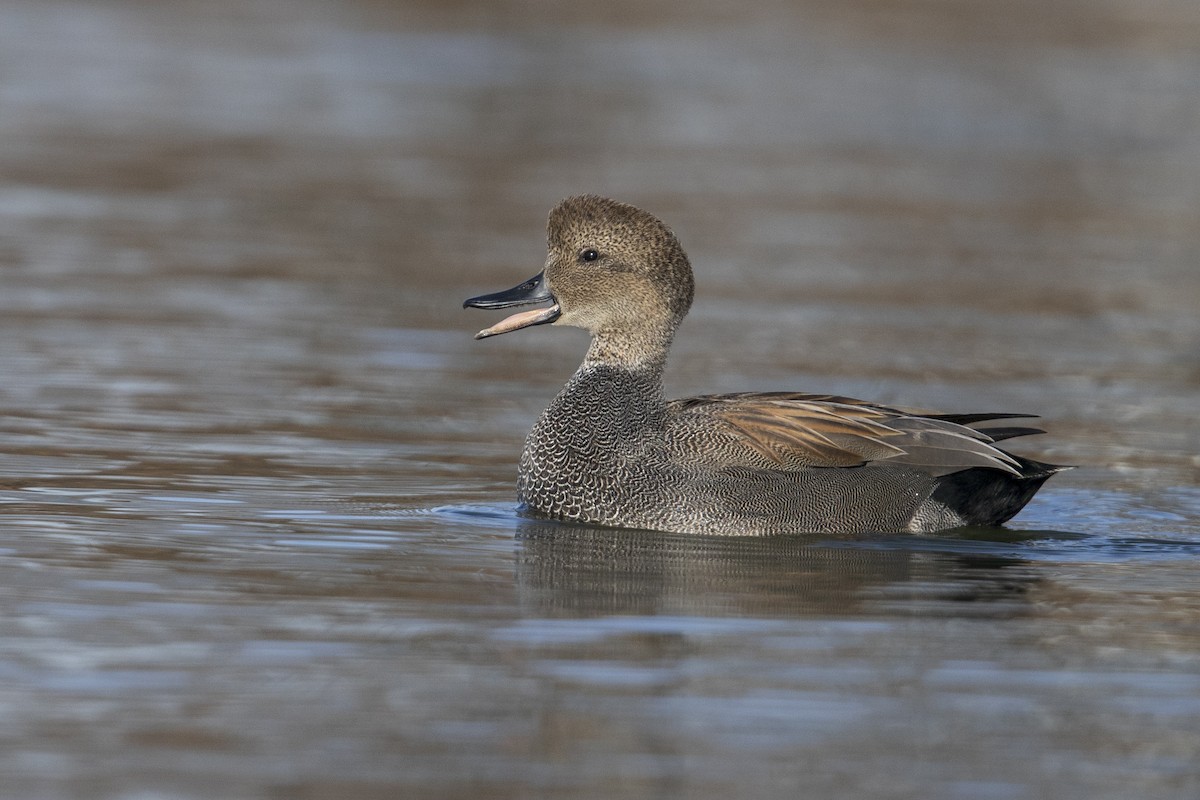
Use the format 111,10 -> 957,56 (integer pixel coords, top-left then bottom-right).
670,392 -> 1034,476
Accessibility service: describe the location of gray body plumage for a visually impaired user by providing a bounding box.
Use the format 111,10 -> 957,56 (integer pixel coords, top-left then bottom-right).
517,364 -> 1059,535
467,195 -> 1067,536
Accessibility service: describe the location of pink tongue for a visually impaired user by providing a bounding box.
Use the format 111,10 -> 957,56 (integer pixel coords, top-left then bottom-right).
475,305 -> 560,339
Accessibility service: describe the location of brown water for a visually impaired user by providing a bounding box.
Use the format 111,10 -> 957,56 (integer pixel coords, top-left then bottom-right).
2,1 -> 1200,798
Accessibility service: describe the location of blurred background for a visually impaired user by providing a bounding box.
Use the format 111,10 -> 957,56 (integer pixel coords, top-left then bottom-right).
1,1 -> 1199,798
4,0 -> 1198,483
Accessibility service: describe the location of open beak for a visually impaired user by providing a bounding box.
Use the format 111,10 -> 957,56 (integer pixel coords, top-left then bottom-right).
463,271 -> 561,339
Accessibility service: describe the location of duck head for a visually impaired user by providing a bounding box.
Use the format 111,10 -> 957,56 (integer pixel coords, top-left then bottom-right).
465,195 -> 695,366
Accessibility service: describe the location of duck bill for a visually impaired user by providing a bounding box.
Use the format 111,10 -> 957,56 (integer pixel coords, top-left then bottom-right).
463,271 -> 561,339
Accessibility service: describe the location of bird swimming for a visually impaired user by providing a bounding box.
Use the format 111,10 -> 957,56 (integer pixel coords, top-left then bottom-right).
465,195 -> 1067,535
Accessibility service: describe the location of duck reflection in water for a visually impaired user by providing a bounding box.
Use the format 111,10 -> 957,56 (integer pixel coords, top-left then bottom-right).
513,517 -> 1045,619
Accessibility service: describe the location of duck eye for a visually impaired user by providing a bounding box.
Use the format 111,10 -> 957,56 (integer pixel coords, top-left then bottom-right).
579,248 -> 600,263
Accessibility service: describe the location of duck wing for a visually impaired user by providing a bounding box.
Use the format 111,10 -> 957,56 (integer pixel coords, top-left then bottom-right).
667,392 -> 1040,476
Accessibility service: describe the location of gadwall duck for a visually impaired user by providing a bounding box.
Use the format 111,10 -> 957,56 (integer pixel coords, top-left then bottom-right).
465,195 -> 1067,535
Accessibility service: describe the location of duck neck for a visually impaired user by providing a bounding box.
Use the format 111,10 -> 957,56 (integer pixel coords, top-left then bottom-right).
581,325 -> 675,376
550,327 -> 674,437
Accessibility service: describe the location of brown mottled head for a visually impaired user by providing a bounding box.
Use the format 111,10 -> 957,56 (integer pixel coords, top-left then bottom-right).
545,196 -> 694,341
464,195 -> 695,367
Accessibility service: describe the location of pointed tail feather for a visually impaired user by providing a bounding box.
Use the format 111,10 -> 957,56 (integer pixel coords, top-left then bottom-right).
926,455 -> 1072,527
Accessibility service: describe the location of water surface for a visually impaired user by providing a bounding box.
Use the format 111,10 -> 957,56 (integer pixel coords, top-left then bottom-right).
1,1 -> 1199,798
